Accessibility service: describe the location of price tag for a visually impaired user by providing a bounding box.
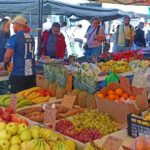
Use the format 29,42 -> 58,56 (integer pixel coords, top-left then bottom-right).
120,76 -> 131,95
102,136 -> 123,150
61,95 -> 76,109
44,104 -> 56,129
9,94 -> 17,113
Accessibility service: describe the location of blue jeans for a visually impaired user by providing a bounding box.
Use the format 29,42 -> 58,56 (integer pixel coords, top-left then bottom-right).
84,46 -> 102,59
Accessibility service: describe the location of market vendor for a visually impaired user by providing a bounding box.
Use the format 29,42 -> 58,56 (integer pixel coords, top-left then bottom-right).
4,16 -> 36,94
41,22 -> 66,59
84,17 -> 106,60
0,18 -> 10,63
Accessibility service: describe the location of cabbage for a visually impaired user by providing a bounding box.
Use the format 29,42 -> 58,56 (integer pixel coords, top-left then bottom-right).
89,63 -> 101,75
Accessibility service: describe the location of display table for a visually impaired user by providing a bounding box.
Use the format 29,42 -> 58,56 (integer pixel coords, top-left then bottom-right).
93,129 -> 134,150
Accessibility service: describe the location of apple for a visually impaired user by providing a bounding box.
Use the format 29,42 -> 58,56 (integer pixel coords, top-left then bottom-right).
18,123 -> 28,134
0,107 -> 3,115
0,129 -> 11,139
30,125 -> 40,138
0,139 -> 10,150
40,128 -> 52,139
2,112 -> 11,122
21,141 -> 29,149
6,122 -> 18,135
9,144 -> 21,150
20,130 -> 32,141
10,135 -> 21,145
0,122 -> 6,130
5,107 -> 13,114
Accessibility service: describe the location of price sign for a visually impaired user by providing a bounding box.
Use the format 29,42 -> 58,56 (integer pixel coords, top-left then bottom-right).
102,136 -> 123,150
9,94 -> 17,113
120,76 -> 131,95
44,104 -> 56,129
62,95 -> 76,109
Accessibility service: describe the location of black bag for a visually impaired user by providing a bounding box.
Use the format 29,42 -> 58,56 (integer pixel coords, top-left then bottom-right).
83,43 -> 89,50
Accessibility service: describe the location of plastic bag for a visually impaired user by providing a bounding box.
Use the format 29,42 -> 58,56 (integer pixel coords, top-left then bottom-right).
105,72 -> 119,85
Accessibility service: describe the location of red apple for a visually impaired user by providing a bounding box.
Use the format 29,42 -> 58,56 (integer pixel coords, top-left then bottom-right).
2,111 -> 12,122
0,107 -> 3,115
5,107 -> 14,114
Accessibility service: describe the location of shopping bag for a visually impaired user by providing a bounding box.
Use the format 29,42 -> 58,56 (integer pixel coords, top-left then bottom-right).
105,72 -> 119,85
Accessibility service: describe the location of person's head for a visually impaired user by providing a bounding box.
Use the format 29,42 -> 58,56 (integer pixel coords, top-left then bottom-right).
0,18 -> 10,33
91,17 -> 101,27
123,16 -> 131,26
138,22 -> 144,29
51,22 -> 61,35
12,16 -> 27,33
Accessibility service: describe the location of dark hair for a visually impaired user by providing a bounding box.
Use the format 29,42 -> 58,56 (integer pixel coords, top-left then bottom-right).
91,17 -> 101,24
123,16 -> 130,20
52,22 -> 61,28
0,18 -> 10,31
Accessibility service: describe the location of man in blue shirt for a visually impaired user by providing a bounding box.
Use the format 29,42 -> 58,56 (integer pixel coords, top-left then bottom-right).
4,16 -> 36,94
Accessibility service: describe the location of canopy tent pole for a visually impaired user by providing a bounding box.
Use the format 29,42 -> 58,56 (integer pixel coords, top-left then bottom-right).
37,0 -> 43,58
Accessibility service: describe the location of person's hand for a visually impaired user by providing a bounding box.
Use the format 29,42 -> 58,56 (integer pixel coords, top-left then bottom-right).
95,35 -> 105,41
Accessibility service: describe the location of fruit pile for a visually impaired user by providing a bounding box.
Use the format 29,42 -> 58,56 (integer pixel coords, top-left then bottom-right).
0,87 -> 52,108
17,104 -> 85,123
98,60 -> 131,74
0,123 -> 75,150
97,88 -> 136,103
0,107 -> 28,125
56,110 -> 118,143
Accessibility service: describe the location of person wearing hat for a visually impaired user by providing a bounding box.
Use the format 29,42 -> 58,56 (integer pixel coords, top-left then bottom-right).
41,22 -> 66,58
84,17 -> 106,61
4,16 -> 36,94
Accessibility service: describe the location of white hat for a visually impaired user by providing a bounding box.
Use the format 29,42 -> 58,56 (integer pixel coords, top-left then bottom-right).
12,16 -> 27,26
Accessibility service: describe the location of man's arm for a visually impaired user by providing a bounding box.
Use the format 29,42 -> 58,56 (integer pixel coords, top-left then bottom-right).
4,49 -> 14,70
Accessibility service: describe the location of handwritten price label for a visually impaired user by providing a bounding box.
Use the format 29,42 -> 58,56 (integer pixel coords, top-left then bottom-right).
62,95 -> 76,109
10,94 -> 17,113
44,104 -> 56,129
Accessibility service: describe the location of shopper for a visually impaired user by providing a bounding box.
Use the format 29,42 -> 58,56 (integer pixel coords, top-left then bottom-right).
146,30 -> 150,47
4,16 -> 36,94
0,18 -> 10,63
114,16 -> 135,53
41,22 -> 66,59
134,22 -> 146,50
84,17 -> 105,60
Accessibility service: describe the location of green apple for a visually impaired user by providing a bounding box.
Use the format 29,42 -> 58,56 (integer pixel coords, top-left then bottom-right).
20,130 -> 31,141
0,139 -> 10,150
0,122 -> 6,130
10,135 -> 21,145
0,129 -> 11,140
9,144 -> 21,150
18,123 -> 28,134
6,122 -> 18,135
21,141 -> 29,149
40,128 -> 52,139
30,125 -> 40,139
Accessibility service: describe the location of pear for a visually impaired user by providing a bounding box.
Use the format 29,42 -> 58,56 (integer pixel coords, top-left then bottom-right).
30,125 -> 40,139
0,139 -> 10,150
20,130 -> 32,142
10,135 -> 21,145
0,129 -> 11,140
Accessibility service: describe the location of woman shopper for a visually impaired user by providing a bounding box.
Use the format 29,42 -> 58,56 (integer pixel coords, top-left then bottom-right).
84,17 -> 105,61
41,22 -> 66,59
0,18 -> 10,63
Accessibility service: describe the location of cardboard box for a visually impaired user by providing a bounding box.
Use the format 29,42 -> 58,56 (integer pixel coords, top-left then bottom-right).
96,78 -> 149,123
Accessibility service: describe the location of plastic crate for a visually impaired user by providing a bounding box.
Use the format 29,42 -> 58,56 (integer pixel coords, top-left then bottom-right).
127,113 -> 150,138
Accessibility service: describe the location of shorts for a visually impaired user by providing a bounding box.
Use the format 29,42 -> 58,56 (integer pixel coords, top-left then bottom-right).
9,75 -> 36,94
84,46 -> 102,58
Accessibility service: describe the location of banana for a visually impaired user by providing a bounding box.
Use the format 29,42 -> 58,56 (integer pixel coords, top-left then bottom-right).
24,87 -> 41,97
27,92 -> 40,100
22,139 -> 39,150
35,140 -> 42,150
31,96 -> 50,104
39,140 -> 45,150
47,141 -> 56,149
3,98 -> 10,107
0,95 -> 10,105
17,99 -> 32,108
44,140 -> 51,150
64,140 -> 75,150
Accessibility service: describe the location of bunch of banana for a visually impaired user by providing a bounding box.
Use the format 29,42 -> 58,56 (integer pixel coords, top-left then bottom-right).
23,138 -> 51,150
16,87 -> 41,98
31,95 -> 50,104
84,142 -> 102,150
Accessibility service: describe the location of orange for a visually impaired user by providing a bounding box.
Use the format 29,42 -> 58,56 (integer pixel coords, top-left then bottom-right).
121,93 -> 129,100
97,92 -> 104,98
129,95 -> 136,101
107,90 -> 114,96
115,88 -> 123,96
108,94 -> 116,100
114,95 -> 119,100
